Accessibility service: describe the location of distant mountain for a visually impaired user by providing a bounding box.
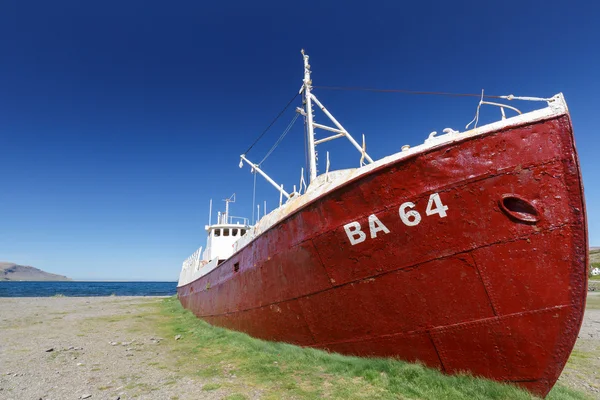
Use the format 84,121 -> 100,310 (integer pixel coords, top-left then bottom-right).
0,262 -> 71,281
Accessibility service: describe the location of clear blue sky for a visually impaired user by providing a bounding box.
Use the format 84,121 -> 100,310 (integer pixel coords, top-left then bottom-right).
1,1 -> 598,281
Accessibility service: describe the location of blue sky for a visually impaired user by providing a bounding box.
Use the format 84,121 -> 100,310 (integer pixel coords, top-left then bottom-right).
1,1 -> 598,280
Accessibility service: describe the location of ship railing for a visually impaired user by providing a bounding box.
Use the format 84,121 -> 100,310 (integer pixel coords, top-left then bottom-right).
464,90 -> 559,130
182,246 -> 203,271
218,215 -> 249,226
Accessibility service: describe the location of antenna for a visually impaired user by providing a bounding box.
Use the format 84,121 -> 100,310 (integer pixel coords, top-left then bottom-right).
223,193 -> 235,224
325,152 -> 330,182
208,199 -> 212,226
299,167 -> 304,194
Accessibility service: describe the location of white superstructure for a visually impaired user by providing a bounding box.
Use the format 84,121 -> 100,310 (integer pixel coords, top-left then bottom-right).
178,195 -> 250,287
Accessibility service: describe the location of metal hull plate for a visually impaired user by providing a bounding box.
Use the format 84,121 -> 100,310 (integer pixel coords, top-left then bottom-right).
178,114 -> 587,397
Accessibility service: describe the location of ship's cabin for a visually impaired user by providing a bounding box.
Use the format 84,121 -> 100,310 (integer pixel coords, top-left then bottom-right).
204,223 -> 250,262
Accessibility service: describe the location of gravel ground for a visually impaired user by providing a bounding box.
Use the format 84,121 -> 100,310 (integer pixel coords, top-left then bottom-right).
0,295 -> 597,400
557,293 -> 600,397
0,296 -> 230,400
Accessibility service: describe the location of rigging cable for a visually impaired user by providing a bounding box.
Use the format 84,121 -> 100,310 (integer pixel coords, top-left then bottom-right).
258,113 -> 300,166
243,92 -> 300,155
313,86 -> 510,99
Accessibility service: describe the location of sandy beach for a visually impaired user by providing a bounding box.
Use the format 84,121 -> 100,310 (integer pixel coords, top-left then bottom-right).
0,295 -> 598,400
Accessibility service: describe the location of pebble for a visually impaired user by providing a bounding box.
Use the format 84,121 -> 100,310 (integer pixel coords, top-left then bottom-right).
81,394 -> 92,399
45,348 -> 54,352
174,335 -> 182,340
109,341 -> 118,346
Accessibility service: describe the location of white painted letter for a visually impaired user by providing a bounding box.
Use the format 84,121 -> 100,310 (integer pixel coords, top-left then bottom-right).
368,214 -> 390,238
344,221 -> 366,245
399,202 -> 422,226
426,193 -> 448,218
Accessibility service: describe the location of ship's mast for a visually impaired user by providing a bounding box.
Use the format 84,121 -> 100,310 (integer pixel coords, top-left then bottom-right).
301,49 -> 318,183
240,51 -> 375,197
299,50 -> 374,185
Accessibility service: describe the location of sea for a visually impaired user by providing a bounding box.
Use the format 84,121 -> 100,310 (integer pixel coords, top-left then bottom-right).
0,281 -> 177,297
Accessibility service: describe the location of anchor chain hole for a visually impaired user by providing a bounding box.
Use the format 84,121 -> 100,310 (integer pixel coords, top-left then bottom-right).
499,195 -> 540,224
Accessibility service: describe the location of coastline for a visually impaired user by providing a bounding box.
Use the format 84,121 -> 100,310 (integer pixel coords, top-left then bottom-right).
0,295 -> 596,399
0,281 -> 177,297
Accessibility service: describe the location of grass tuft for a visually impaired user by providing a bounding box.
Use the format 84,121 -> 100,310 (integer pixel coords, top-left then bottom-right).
224,395 -> 248,400
202,383 -> 222,391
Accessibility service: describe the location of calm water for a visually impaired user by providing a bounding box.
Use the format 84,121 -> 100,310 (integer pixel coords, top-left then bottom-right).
0,281 -> 177,297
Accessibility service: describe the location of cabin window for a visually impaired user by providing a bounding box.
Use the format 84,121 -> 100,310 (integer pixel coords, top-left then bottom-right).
240,229 -> 246,235
234,262 -> 240,272
213,229 -> 221,237
223,228 -> 230,236
232,228 -> 238,236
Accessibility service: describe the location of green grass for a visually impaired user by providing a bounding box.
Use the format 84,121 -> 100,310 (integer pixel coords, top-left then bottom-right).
202,383 -> 222,391
224,395 -> 248,400
156,297 -> 589,400
585,293 -> 600,309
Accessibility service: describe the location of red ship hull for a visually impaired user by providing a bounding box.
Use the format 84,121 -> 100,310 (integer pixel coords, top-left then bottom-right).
178,113 -> 587,397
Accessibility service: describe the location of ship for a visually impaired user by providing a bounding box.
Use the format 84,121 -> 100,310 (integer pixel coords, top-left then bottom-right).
177,50 -> 588,397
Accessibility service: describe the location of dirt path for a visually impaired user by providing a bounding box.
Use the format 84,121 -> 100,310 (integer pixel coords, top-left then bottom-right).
0,296 -> 228,400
